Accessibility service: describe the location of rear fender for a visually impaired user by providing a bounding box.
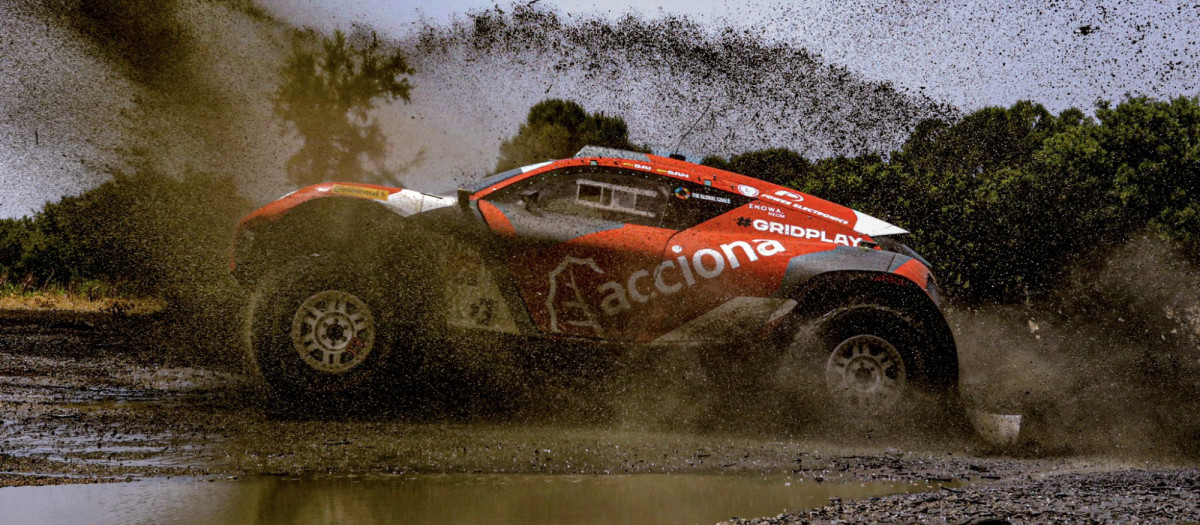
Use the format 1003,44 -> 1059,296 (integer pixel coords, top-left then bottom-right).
231,196 -> 422,288
231,183 -> 455,285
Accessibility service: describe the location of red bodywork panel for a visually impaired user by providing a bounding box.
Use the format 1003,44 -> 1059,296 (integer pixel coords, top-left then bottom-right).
472,156 -> 860,231
230,183 -> 404,272
238,182 -> 402,228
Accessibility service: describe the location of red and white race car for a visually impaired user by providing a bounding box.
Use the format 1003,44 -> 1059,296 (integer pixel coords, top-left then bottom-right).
231,147 -> 959,419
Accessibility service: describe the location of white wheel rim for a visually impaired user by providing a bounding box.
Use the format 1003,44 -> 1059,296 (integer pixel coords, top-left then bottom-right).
825,334 -> 906,413
291,290 -> 375,374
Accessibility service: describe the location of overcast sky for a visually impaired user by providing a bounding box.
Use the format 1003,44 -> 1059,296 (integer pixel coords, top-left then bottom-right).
262,0 -> 1199,113
2,0 -> 1196,218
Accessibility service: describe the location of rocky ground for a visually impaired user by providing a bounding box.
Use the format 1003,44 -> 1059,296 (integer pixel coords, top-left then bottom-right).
725,469 -> 1200,524
1,309 -> 1198,523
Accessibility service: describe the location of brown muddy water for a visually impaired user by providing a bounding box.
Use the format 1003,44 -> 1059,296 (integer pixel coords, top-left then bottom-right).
0,474 -> 949,525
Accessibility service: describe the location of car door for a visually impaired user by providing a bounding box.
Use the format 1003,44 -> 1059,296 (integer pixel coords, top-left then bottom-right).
640,179 -> 781,341
475,166 -> 677,341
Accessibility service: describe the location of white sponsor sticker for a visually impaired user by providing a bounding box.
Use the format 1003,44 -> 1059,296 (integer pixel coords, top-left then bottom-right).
737,184 -> 760,197
749,202 -> 786,218
751,219 -> 862,247
774,189 -> 803,201
693,192 -> 732,204
759,194 -> 847,224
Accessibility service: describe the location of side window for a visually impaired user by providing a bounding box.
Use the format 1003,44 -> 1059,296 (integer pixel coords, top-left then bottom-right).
661,181 -> 752,229
490,168 -> 671,227
573,179 -> 659,218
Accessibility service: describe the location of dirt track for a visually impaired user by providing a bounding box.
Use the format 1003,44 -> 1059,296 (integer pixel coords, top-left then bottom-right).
1,310 -> 1198,523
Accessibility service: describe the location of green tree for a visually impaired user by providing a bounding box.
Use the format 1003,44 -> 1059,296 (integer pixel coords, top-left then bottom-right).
725,148 -> 813,188
496,99 -> 646,172
274,28 -> 414,187
1093,96 -> 1200,256
0,170 -> 247,299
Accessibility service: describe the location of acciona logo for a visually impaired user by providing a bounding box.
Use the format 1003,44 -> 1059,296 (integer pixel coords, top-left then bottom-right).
544,239 -> 789,331
545,257 -> 607,336
596,238 -> 786,315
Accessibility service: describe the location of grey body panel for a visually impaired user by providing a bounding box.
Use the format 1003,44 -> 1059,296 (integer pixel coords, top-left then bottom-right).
775,246 -> 913,298
491,202 -> 625,244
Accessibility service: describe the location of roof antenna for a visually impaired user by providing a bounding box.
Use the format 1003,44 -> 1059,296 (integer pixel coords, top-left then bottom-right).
670,99 -> 713,161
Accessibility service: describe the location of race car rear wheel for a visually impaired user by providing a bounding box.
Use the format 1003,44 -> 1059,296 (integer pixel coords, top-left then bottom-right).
291,289 -> 377,375
247,256 -> 418,413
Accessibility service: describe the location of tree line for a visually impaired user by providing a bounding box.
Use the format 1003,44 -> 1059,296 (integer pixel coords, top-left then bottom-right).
1,83 -> 1195,311
705,97 -> 1200,305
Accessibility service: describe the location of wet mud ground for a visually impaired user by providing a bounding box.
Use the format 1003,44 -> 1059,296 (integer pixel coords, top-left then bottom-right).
1,310 -> 1198,523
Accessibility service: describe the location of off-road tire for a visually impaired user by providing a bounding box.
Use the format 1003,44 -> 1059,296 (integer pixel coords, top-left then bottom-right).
817,305 -> 929,414
247,256 -> 420,414
776,304 -> 962,434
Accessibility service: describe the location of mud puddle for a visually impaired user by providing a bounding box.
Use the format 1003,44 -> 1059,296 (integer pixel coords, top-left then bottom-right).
0,473 -> 951,525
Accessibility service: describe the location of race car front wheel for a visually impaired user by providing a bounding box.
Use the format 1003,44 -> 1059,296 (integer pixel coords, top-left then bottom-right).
823,333 -> 908,415
290,289 -> 377,375
813,305 -> 931,417
775,303 -> 957,427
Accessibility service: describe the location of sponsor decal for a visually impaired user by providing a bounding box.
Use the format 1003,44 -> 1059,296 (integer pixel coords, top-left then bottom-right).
762,193 -> 789,204
621,162 -> 653,171
544,239 -> 789,327
774,189 -> 803,201
749,202 -> 786,218
598,239 -> 787,316
469,298 -> 496,326
759,194 -> 847,225
737,184 -> 760,197
692,192 -> 732,204
751,219 -> 862,246
331,184 -> 389,200
673,187 -> 691,200
545,257 -> 607,336
656,168 -> 691,179
797,206 -> 848,225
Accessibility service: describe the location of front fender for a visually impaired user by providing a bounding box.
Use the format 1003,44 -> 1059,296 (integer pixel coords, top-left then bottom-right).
775,246 -> 938,305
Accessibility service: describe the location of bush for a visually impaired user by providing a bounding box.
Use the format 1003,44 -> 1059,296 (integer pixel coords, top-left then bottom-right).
0,169 -> 250,306
496,99 -> 647,172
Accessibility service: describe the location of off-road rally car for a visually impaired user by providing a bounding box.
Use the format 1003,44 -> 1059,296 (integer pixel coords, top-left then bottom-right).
231,147 -> 960,421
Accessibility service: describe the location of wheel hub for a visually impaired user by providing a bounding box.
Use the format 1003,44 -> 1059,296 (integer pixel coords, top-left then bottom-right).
291,289 -> 375,374
825,334 -> 906,413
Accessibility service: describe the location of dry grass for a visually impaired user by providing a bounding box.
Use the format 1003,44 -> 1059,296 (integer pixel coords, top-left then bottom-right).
0,274 -> 165,315
0,293 -> 165,315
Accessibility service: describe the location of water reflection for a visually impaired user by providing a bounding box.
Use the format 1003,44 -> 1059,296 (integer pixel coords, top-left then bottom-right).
0,474 -> 944,525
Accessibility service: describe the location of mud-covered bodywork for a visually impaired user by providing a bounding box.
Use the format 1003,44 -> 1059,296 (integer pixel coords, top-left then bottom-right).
231,147 -> 959,409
